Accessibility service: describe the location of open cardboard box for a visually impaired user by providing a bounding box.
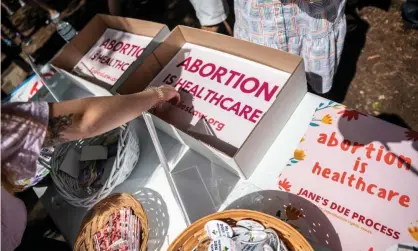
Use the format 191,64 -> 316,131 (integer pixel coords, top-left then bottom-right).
50,14 -> 169,94
116,26 -> 307,179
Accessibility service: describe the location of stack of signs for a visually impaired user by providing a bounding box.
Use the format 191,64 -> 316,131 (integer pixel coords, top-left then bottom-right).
147,43 -> 290,150
277,101 -> 418,250
73,28 -> 152,86
93,208 -> 141,251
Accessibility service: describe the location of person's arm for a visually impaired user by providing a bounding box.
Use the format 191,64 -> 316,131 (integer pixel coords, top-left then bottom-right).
44,85 -> 179,146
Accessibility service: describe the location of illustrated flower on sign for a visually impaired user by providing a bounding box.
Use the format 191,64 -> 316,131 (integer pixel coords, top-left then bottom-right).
405,130 -> 418,141
321,114 -> 333,124
338,109 -> 367,121
294,149 -> 306,160
300,137 -> 305,142
408,226 -> 418,241
275,204 -> 303,229
285,205 -> 305,221
310,114 -> 333,126
310,101 -> 342,127
286,149 -> 306,166
332,104 -> 346,109
278,178 -> 292,192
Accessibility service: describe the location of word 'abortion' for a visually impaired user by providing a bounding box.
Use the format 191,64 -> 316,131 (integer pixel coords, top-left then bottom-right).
312,132 -> 413,208
176,56 -> 281,103
88,38 -> 146,71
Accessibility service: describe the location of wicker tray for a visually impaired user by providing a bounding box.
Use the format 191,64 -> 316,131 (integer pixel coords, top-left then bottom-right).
51,122 -> 140,208
168,209 -> 313,251
74,193 -> 148,251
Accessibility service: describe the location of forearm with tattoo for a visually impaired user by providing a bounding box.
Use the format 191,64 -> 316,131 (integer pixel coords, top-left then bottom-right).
42,89 -> 168,147
44,114 -> 74,146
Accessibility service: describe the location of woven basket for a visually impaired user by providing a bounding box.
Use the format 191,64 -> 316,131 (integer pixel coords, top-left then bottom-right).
74,193 -> 148,251
168,209 -> 313,251
50,122 -> 139,207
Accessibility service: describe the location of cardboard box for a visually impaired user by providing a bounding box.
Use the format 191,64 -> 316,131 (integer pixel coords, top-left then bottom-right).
117,26 -> 307,179
147,42 -> 291,150
50,14 -> 169,93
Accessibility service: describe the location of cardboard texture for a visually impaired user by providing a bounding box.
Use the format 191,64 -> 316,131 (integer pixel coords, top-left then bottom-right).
50,14 -> 167,92
277,102 -> 418,250
117,26 -> 307,179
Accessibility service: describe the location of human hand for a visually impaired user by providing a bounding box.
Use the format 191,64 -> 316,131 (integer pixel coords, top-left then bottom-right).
151,85 -> 180,118
157,85 -> 180,104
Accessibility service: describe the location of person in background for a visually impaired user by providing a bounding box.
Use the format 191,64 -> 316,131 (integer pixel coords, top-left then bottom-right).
1,3 -> 32,45
1,85 -> 180,251
189,0 -> 233,35
107,0 -> 232,35
234,0 -> 347,94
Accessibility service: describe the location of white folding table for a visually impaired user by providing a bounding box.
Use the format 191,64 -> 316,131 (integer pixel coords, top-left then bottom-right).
34,92 -> 328,250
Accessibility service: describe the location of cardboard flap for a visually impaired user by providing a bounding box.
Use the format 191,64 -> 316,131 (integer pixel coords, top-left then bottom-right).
178,26 -> 302,73
51,15 -> 107,71
50,42 -> 86,72
235,61 -> 307,177
116,54 -> 161,95
153,27 -> 186,68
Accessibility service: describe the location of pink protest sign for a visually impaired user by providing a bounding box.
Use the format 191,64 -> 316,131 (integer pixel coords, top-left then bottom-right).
278,101 -> 418,250
73,28 -> 152,85
148,43 -> 290,149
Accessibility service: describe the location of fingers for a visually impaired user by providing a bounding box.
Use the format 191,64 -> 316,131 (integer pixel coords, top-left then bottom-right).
159,85 -> 181,105
172,91 -> 181,105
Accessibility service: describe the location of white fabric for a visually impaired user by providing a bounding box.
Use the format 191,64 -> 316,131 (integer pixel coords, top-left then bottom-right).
189,0 -> 229,26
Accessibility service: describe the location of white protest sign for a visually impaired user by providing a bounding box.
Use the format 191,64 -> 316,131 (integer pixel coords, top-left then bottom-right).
73,28 -> 152,85
5,68 -> 56,103
148,43 -> 291,149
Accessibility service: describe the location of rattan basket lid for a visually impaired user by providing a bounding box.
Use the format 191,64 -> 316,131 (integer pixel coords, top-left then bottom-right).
74,193 -> 148,251
168,209 -> 313,251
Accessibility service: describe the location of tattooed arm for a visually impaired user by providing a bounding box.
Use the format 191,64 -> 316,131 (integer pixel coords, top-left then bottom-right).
43,85 -> 180,146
